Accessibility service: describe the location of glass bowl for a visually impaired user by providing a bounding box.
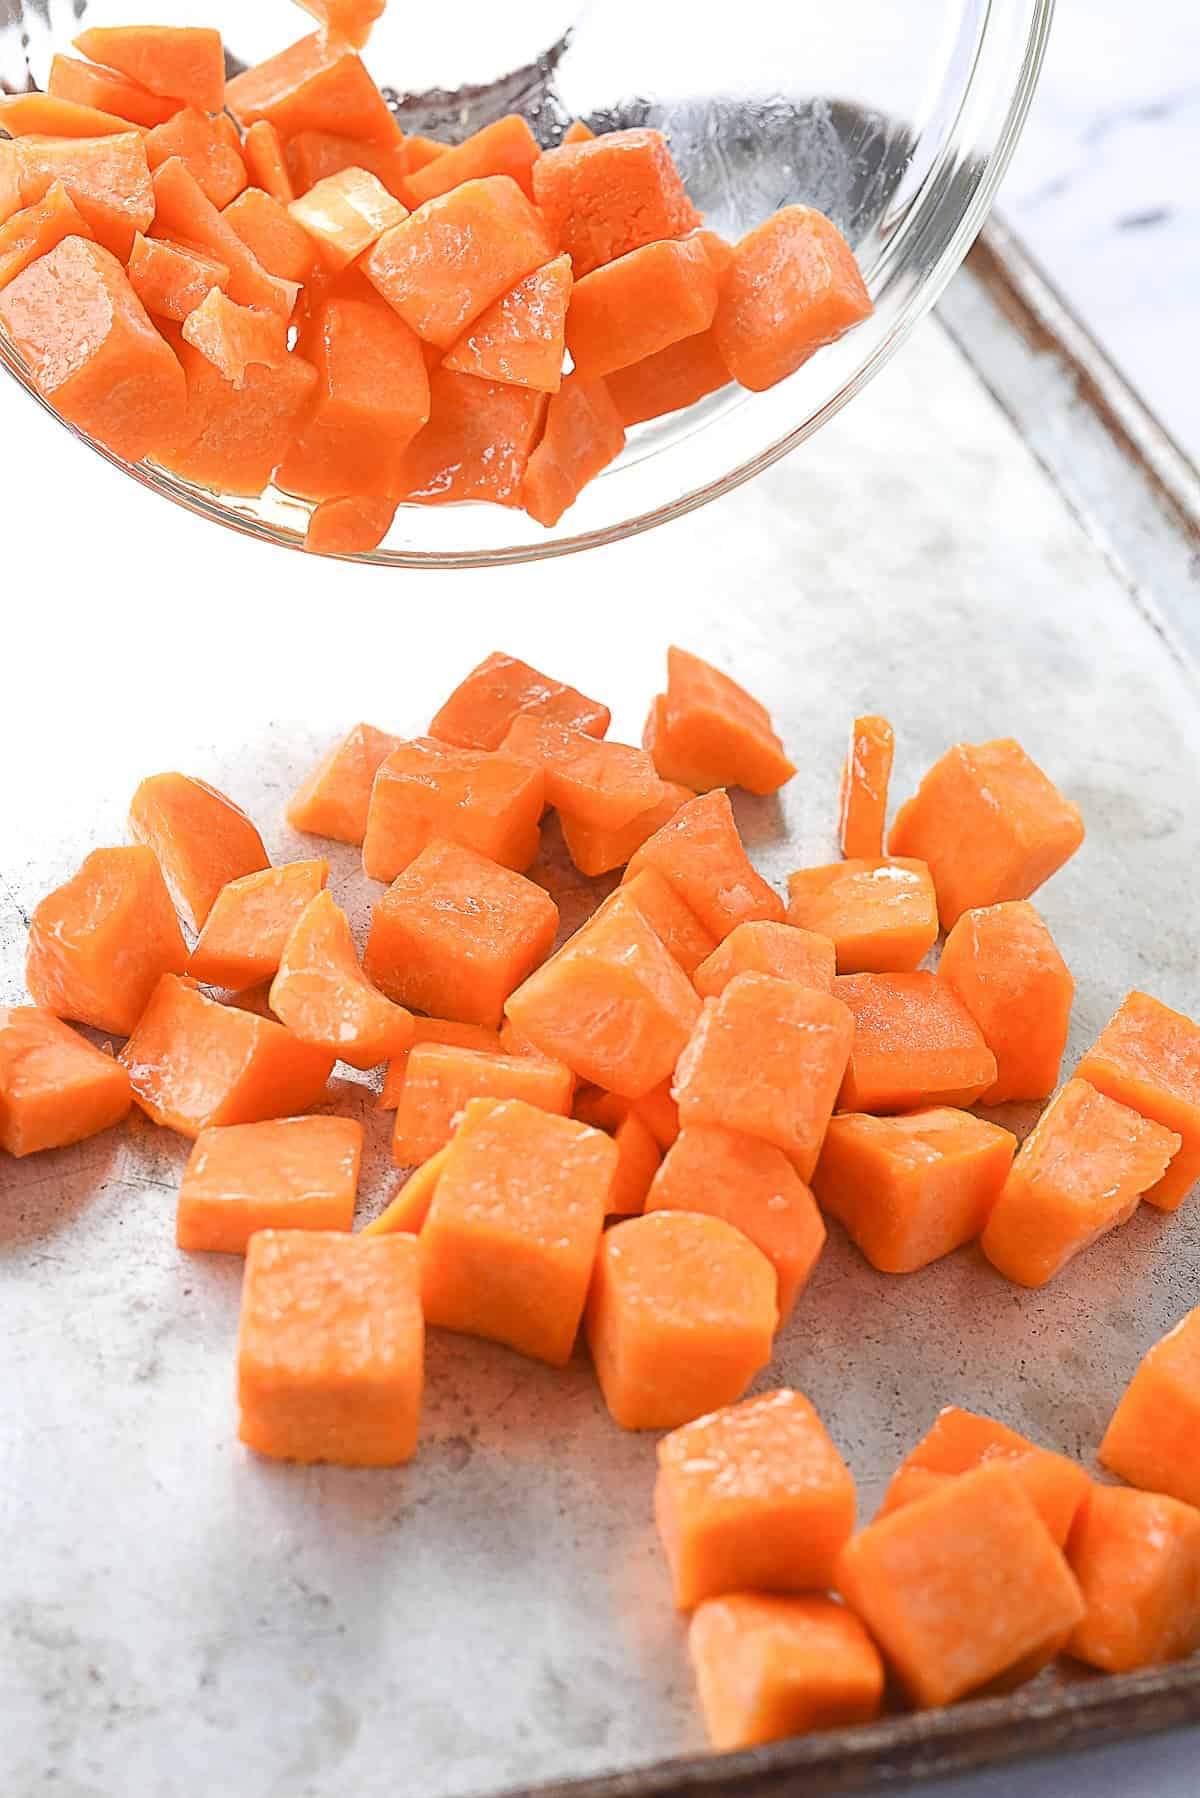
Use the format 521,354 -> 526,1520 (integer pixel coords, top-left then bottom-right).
0,0 -> 1054,564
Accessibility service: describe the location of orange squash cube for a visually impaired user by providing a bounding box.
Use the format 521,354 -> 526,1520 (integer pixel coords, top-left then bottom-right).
181,285 -> 289,387
378,1018 -> 503,1109
607,327 -> 731,427
559,780 -> 692,879
362,1145 -> 450,1237
587,1211 -> 777,1430
500,715 -> 662,832
674,973 -> 854,1181
656,1388 -> 856,1608
521,373 -> 625,527
880,1407 -> 1091,1547
120,974 -> 333,1136
694,920 -> 835,1000
838,714 -> 894,859
812,1108 -> 1016,1275
16,129 -> 154,260
237,1230 -> 422,1466
223,187 -> 316,285
565,235 -> 718,381
623,789 -> 783,940
74,25 -> 226,115
364,839 -> 558,1029
1066,1486 -> 1200,1674
269,891 -> 413,1071
981,1078 -> 1180,1288
1100,1309 -> 1200,1508
46,52 -> 178,129
714,205 -> 872,392
130,772 -> 269,931
835,972 -> 997,1113
127,232 -> 230,323
164,337 -> 318,498
186,859 -> 328,991
634,1078 -> 680,1151
145,106 -> 247,210
938,900 -> 1074,1103
284,129 -> 408,202
1076,990 -> 1200,1211
689,1594 -> 884,1750
532,129 -> 700,278
151,156 -> 297,318
786,858 -> 938,974
646,1125 -> 826,1321
604,1108 -> 662,1216
395,366 -> 548,507
288,165 -> 407,270
602,868 -> 717,980
393,1042 -> 573,1165
645,648 -> 796,796
887,737 -> 1084,930
0,1007 -> 131,1156
404,113 -> 541,206
504,889 -> 701,1099
0,91 -> 148,140
443,254 -> 572,394
226,32 -> 400,145
0,181 -> 95,295
242,120 -> 293,204
419,1096 -> 615,1365
361,737 -> 544,883
430,651 -> 610,751
176,1115 -> 362,1253
27,845 -> 188,1035
287,722 -> 402,846
304,496 -> 397,557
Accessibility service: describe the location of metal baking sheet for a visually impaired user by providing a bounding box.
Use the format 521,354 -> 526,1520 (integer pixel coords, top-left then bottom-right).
2,272 -> 1199,1798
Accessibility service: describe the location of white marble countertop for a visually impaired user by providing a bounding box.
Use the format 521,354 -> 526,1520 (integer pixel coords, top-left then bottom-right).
997,0 -> 1200,463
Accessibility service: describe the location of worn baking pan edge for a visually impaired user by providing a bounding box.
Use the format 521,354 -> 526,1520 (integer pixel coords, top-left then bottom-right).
498,1663 -> 1200,1798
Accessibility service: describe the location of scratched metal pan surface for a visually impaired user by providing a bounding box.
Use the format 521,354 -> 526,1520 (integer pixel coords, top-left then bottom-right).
1,295 -> 1199,1798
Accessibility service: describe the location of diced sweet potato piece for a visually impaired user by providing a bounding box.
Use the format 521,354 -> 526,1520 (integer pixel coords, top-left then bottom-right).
646,1126 -> 825,1320
430,651 -> 609,751
656,1389 -> 854,1608
237,1230 -> 422,1465
715,205 -> 873,392
561,780 -> 693,879
0,236 -> 185,463
74,26 -> 225,114
674,974 -> 853,1181
151,157 -> 297,318
293,0 -> 386,51
27,845 -> 188,1035
1066,1486 -> 1200,1673
177,1115 -> 361,1253
276,294 -> 430,502
121,974 -> 332,1136
287,722 -> 402,845
787,859 -> 938,974
1076,990 -> 1200,1211
694,921 -> 835,1000
365,839 -> 558,1029
838,714 -> 894,859
0,92 -> 143,139
243,121 -> 293,205
226,33 -> 400,145
0,1007 -> 131,1156
361,737 -> 543,882
645,647 -> 796,797
532,129 -> 700,277
566,236 -> 718,380
605,1108 -> 662,1216
362,1145 -> 450,1237
836,1464 -> 1084,1707
0,141 -> 21,226
406,114 -> 541,206
288,166 -> 407,271
813,1108 -> 1016,1275
561,120 -> 594,146
364,175 -> 552,349
587,1211 -> 778,1430
623,789 -> 783,941
981,1078 -> 1180,1288
501,714 -> 661,831
305,496 -> 397,556
394,367 -> 547,506
164,338 -> 318,495
522,374 -> 626,527
888,738 -> 1084,930
47,54 -> 178,130
880,1407 -> 1092,1548
405,135 -> 450,173
607,868 -> 717,979
420,1096 -> 615,1364
127,232 -> 229,322
835,972 -> 998,1113
607,329 -> 731,427
129,772 -> 269,931
690,1595 -> 884,1749
269,891 -> 413,1070
938,901 -> 1074,1104
182,286 -> 289,387
442,255 -> 572,393
505,889 -> 701,1099
17,130 -> 152,260
635,1078 -> 680,1150
223,187 -> 315,285
1101,1309 -> 1200,1508
379,1018 -> 503,1110
0,183 -> 95,294
285,130 -> 409,202
393,1042 -> 573,1165
145,107 -> 246,209
186,859 -> 329,991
